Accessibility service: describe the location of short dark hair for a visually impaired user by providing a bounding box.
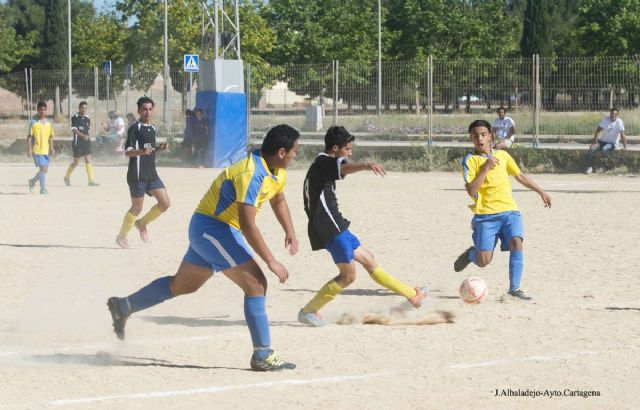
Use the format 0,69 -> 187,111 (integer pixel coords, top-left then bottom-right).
468,119 -> 492,133
195,108 -> 204,114
497,106 -> 506,113
137,96 -> 154,108
37,101 -> 47,109
324,126 -> 355,150
185,109 -> 193,116
261,124 -> 300,156
610,107 -> 619,114
79,101 -> 87,108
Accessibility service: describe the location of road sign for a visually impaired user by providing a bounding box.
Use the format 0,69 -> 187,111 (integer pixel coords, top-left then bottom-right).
124,64 -> 134,80
184,54 -> 200,72
102,60 -> 112,76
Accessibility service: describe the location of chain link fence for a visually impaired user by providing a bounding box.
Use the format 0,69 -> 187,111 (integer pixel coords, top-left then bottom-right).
1,56 -> 638,142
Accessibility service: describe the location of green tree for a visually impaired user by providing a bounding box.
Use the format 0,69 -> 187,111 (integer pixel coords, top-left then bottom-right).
576,0 -> 640,56
0,13 -> 34,72
42,0 -> 68,69
520,0 -> 552,57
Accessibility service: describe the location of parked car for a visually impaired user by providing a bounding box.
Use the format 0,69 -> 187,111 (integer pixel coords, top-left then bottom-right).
457,95 -> 481,103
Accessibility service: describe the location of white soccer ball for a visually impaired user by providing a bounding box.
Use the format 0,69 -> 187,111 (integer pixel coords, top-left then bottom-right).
459,276 -> 488,304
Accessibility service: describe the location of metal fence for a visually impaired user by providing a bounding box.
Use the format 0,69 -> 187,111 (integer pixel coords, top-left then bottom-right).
1,56 -> 639,142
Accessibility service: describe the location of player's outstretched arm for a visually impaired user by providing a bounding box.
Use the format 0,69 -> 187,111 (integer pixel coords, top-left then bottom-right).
269,193 -> 298,256
238,202 -> 289,283
340,162 -> 386,177
514,173 -> 552,208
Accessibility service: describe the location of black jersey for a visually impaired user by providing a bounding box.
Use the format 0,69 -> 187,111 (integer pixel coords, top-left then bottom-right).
303,153 -> 351,250
125,121 -> 159,182
71,113 -> 90,145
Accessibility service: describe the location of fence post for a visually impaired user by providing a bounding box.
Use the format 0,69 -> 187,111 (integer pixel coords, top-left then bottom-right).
428,55 -> 433,147
333,60 -> 339,126
533,54 -> 541,148
93,67 -> 99,129
24,68 -> 30,122
246,62 -> 251,148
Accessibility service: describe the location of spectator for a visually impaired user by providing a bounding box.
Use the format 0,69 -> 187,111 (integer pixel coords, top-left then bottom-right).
97,111 -> 126,152
182,109 -> 194,165
192,108 -> 209,168
491,107 -> 516,149
586,108 -> 627,174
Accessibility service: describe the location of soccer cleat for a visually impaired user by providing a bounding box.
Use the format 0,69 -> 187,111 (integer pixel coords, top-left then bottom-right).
107,297 -> 129,340
115,235 -> 130,249
88,180 -> 100,186
135,220 -> 149,243
408,286 -> 429,308
454,247 -> 474,272
250,351 -> 296,371
297,309 -> 328,327
28,178 -> 35,192
585,167 -> 593,174
40,188 -> 49,194
63,176 -> 71,186
508,288 -> 532,300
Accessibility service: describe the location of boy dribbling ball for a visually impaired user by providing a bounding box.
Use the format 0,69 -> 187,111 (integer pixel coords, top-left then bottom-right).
454,120 -> 552,300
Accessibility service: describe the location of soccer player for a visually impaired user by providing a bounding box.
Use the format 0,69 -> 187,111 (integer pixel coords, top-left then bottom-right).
115,97 -> 170,249
107,124 -> 300,371
27,101 -> 55,194
298,126 -> 427,327
64,101 -> 99,186
453,119 -> 552,300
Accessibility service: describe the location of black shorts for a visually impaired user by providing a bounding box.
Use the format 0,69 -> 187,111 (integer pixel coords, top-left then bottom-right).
128,177 -> 166,198
72,140 -> 92,157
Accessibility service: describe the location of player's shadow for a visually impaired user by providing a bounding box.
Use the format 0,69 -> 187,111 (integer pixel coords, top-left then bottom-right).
0,192 -> 29,195
605,306 -> 640,312
0,242 -> 115,250
281,288 -> 394,297
27,352 -> 245,370
140,315 -> 246,327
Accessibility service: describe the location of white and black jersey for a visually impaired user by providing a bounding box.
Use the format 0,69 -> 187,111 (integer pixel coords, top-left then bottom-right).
303,153 -> 351,250
125,121 -> 159,183
71,113 -> 90,145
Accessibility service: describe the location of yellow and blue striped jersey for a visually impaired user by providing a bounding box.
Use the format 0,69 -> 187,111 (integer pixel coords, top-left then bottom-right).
462,149 -> 521,214
30,119 -> 54,155
195,150 -> 287,229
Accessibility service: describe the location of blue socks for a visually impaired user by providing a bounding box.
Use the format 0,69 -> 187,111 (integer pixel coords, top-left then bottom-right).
509,250 -> 524,292
469,247 -> 477,264
244,296 -> 271,360
120,276 -> 174,316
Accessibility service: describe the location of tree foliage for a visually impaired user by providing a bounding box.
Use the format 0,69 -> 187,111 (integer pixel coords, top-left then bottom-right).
520,0 -> 552,57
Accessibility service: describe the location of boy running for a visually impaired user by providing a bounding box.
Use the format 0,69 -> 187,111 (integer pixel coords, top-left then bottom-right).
116,97 -> 169,249
298,126 -> 427,327
27,101 -> 55,194
454,120 -> 552,300
64,101 -> 99,186
107,124 -> 300,371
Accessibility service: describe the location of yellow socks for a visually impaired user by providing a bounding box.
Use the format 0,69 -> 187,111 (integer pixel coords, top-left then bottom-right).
85,164 -> 94,181
65,164 -> 76,178
370,266 -> 416,299
303,280 -> 343,313
139,205 -> 164,226
118,212 -> 137,238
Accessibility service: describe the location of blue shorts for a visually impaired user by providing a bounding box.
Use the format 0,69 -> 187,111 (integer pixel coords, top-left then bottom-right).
325,230 -> 361,264
33,154 -> 49,167
128,177 -> 165,198
183,213 -> 253,272
472,211 -> 524,252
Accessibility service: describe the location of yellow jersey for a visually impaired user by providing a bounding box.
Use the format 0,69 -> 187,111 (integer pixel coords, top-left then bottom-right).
30,119 -> 54,155
462,149 -> 521,214
195,150 -> 287,229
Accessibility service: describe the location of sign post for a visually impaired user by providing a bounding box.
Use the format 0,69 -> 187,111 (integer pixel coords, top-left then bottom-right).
184,54 -> 200,108
102,60 -> 112,114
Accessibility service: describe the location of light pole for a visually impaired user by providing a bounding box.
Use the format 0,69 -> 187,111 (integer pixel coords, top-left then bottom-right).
67,0 -> 72,123
377,0 -> 382,117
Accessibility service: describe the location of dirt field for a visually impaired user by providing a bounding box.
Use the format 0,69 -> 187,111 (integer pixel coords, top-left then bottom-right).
0,160 -> 638,409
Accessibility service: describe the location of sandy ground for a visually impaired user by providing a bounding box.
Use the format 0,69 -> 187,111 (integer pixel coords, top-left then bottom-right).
0,158 -> 639,409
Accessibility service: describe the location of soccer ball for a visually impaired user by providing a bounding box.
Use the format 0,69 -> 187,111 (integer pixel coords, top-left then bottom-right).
459,277 -> 488,304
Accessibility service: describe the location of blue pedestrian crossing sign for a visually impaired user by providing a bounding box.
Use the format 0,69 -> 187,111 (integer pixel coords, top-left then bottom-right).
184,54 -> 200,73
102,60 -> 112,76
